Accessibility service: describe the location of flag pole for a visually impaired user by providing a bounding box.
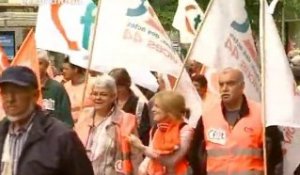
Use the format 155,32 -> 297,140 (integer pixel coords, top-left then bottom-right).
259,0 -> 268,174
172,0 -> 215,90
79,1 -> 103,118
281,0 -> 285,44
199,65 -> 206,75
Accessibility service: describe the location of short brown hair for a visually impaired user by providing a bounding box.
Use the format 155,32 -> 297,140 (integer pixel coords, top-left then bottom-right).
109,68 -> 131,88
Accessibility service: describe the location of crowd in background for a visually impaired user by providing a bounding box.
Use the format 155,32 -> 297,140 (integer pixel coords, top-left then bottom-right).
0,50 -> 299,175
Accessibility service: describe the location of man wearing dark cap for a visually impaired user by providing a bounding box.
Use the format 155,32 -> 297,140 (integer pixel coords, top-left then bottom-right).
0,66 -> 94,175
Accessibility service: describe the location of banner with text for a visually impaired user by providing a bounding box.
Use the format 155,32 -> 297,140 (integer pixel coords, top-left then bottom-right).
90,0 -> 202,126
189,0 -> 260,101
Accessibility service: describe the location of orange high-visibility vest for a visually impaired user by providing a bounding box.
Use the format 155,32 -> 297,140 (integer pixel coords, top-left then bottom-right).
202,91 -> 219,114
202,99 -> 264,175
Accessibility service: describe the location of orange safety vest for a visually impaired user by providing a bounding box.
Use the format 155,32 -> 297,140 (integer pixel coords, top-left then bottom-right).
202,91 -> 219,114
115,112 -> 137,175
148,122 -> 189,175
202,99 -> 264,175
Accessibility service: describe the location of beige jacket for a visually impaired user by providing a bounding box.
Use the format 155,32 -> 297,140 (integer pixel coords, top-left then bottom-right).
74,107 -> 142,175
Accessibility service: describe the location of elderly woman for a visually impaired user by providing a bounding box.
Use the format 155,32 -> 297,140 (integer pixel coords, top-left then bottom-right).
74,74 -> 142,175
128,91 -> 194,175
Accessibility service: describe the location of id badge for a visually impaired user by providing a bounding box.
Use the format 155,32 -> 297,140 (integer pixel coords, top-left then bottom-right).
207,128 -> 227,145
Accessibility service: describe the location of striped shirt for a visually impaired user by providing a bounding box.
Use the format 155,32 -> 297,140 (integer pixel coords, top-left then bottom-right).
85,109 -> 117,175
8,114 -> 35,175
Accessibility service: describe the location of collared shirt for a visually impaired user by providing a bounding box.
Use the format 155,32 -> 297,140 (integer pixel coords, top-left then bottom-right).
8,113 -> 35,175
85,108 -> 119,175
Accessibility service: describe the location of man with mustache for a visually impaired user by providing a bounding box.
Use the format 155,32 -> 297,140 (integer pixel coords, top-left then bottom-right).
0,66 -> 94,175
189,68 -> 282,175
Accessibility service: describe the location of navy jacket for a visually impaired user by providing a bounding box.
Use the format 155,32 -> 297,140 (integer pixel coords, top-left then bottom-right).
0,107 -> 94,175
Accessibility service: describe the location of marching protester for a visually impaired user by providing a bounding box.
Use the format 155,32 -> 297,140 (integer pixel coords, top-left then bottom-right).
192,75 -> 219,113
109,68 -> 151,145
62,57 -> 93,122
38,49 -> 73,127
0,66 -> 93,175
187,60 -> 202,79
189,68 -> 282,175
128,90 -> 194,175
74,74 -> 142,175
3,0 -> 300,173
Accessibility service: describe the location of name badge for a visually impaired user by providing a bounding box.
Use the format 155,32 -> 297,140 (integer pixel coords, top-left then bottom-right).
42,99 -> 55,111
207,128 -> 226,145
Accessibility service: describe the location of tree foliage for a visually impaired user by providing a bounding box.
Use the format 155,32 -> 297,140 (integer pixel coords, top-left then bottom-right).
92,0 -> 300,40
149,0 -> 300,33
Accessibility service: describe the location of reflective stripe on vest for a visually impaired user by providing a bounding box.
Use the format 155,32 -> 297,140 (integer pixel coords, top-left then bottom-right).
207,170 -> 264,175
207,148 -> 263,157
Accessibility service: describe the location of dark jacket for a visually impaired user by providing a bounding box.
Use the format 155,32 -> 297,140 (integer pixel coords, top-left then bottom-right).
189,96 -> 283,175
0,107 -> 94,175
42,78 -> 73,127
295,164 -> 300,175
123,92 -> 151,146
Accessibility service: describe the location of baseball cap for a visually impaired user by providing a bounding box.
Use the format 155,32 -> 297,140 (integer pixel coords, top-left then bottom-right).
0,66 -> 38,89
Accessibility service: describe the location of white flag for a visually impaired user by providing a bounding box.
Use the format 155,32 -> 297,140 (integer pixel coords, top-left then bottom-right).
91,0 -> 181,76
90,0 -> 202,127
68,52 -> 159,92
263,2 -> 300,173
189,0 -> 261,102
172,0 -> 204,43
263,1 -> 300,127
35,1 -> 97,55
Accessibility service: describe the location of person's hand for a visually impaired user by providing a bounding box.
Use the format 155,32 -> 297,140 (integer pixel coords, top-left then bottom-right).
138,161 -> 149,175
138,166 -> 148,175
127,134 -> 144,150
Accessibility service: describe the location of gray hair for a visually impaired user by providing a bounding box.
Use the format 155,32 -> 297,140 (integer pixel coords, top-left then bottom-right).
93,74 -> 117,94
37,49 -> 49,62
220,67 -> 244,83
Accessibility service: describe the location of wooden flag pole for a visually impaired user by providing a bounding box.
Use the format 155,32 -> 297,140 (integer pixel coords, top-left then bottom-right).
259,0 -> 268,174
172,0 -> 215,91
79,1 -> 103,118
281,0 -> 285,44
199,65 -> 206,75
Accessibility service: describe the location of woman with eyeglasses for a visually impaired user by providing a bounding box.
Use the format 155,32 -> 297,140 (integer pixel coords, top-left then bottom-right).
74,74 -> 142,175
128,91 -> 194,175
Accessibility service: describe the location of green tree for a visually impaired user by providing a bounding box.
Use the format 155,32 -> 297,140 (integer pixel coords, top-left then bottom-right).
93,0 -> 299,38
149,0 -> 178,31
149,0 -> 299,33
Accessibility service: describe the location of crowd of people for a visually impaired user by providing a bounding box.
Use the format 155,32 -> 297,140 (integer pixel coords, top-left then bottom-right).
0,51 -> 299,175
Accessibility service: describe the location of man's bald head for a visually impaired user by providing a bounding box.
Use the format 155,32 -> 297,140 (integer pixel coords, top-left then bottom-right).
219,67 -> 244,84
